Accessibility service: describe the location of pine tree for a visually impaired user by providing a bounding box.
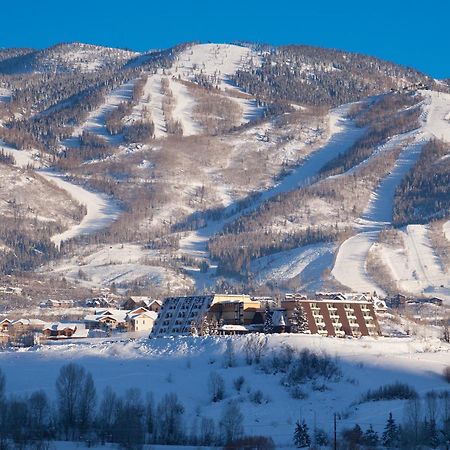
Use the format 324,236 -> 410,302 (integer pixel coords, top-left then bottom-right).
290,305 -> 308,333
263,306 -> 273,334
363,424 -> 379,447
382,412 -> 398,448
293,420 -> 311,448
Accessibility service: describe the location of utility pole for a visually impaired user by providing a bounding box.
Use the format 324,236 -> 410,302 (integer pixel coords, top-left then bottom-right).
334,413 -> 337,450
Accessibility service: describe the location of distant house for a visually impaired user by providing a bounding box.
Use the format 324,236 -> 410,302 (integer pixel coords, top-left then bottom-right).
145,299 -> 162,314
43,299 -> 74,308
84,309 -> 128,330
0,318 -> 12,333
42,323 -> 89,340
11,319 -> 46,334
126,308 -> 158,333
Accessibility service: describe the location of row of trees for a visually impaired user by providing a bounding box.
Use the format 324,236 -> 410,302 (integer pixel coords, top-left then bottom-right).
0,363 -> 253,449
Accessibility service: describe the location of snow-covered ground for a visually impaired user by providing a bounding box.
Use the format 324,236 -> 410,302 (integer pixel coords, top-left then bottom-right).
44,243 -> 193,291
332,91 -> 450,299
0,334 -> 448,448
125,74 -> 167,139
0,140 -> 42,168
63,80 -> 136,147
168,78 -> 202,136
38,170 -> 121,248
0,86 -> 11,103
172,43 -> 264,125
251,242 -> 336,290
178,101 -> 364,287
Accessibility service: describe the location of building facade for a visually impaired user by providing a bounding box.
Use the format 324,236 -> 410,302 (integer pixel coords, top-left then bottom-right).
280,293 -> 381,337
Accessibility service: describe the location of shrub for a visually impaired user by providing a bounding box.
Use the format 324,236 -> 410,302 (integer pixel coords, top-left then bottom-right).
289,386 -> 308,400
233,376 -> 245,393
361,382 -> 418,402
249,389 -> 265,404
208,371 -> 225,402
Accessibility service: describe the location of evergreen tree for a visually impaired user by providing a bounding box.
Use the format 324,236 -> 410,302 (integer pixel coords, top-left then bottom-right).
263,306 -> 273,334
363,424 -> 379,447
424,418 -> 439,449
293,420 -> 311,448
382,412 -> 398,448
290,305 -> 308,333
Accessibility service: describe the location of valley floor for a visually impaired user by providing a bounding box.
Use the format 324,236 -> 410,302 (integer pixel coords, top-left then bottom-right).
0,333 -> 448,448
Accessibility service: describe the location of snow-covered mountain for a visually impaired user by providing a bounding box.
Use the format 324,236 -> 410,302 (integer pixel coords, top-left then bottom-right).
0,41 -> 449,302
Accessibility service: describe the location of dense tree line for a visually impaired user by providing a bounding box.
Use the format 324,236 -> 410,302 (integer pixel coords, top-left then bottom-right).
393,139 -> 450,226
209,226 -> 346,277
231,45 -> 433,107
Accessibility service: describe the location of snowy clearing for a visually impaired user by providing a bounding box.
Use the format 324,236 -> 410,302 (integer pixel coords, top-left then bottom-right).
63,80 -> 136,146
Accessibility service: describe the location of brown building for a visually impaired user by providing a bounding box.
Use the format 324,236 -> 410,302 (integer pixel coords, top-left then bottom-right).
280,293 -> 382,337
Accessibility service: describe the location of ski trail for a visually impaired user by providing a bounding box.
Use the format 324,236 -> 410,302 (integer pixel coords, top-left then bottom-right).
63,80 -> 136,147
38,170 -> 121,248
179,101 -> 365,261
332,90 -> 450,297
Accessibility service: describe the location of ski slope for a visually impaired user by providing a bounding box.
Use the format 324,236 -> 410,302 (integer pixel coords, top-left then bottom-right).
179,102 -> 365,262
38,170 -> 121,248
63,80 -> 136,147
332,91 -> 450,298
126,74 -> 167,139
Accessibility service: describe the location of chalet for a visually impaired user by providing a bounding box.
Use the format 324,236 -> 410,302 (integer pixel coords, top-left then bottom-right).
145,299 -> 162,313
0,318 -> 12,332
42,323 -> 89,339
84,309 -> 128,331
10,319 -> 46,334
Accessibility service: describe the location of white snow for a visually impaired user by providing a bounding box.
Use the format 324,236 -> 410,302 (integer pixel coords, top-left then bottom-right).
63,80 -> 136,147
0,334 -> 447,448
179,101 -> 365,263
125,74 -> 167,139
251,242 -> 336,289
167,78 -> 202,136
332,91 -> 450,298
38,170 -> 121,248
0,140 -> 42,168
0,86 -> 11,103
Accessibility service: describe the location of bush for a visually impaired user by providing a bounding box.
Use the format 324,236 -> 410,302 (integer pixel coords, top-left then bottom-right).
249,389 -> 265,404
233,376 -> 245,393
361,382 -> 418,402
289,386 -> 308,400
208,371 -> 225,402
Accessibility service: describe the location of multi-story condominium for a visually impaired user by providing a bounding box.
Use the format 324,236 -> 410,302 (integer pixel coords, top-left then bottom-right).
150,294 -> 263,337
280,292 -> 383,337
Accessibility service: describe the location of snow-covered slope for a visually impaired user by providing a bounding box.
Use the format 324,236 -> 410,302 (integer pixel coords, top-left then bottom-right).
63,80 -> 137,147
38,170 -> 121,248
0,334 -> 447,448
332,91 -> 450,299
1,43 -> 139,74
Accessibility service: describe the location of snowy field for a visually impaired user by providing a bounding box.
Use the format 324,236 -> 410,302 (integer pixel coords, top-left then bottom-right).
0,334 -> 448,448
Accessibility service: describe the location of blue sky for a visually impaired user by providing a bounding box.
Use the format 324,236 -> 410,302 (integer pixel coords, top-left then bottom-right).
2,0 -> 449,78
